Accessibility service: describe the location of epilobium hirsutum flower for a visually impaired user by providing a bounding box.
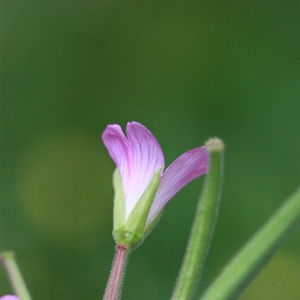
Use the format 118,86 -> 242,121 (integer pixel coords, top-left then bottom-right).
0,296 -> 19,300
102,122 -> 209,247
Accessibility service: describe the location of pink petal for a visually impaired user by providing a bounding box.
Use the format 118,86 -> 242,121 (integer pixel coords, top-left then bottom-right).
0,296 -> 19,300
102,122 -> 164,218
102,124 -> 130,180
147,146 -> 209,224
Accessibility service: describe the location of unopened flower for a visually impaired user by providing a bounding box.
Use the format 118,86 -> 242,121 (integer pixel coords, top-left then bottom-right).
102,122 -> 209,247
0,296 -> 19,300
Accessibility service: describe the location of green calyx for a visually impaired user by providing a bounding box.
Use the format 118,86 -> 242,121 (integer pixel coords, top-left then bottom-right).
112,169 -> 126,235
112,169 -> 161,248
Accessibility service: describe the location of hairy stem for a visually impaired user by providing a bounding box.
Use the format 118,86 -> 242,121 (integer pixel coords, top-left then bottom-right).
171,138 -> 224,300
103,244 -> 129,300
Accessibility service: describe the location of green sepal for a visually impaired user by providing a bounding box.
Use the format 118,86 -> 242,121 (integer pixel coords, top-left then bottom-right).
114,169 -> 161,248
112,169 -> 125,242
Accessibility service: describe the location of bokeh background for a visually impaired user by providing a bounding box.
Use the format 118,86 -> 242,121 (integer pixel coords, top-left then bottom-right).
1,0 -> 300,299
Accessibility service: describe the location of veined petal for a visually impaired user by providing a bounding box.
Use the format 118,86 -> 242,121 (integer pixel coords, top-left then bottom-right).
125,122 -> 164,218
102,122 -> 164,219
147,146 -> 209,224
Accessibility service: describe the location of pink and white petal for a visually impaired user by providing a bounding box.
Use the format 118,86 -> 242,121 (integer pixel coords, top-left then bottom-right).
124,122 -> 165,218
101,124 -> 129,170
147,146 -> 209,224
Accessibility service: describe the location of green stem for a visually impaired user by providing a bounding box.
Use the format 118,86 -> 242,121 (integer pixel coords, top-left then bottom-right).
171,138 -> 224,300
199,188 -> 300,300
0,251 -> 32,300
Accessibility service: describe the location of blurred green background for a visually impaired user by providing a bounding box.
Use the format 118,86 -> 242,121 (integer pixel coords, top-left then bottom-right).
1,0 -> 299,299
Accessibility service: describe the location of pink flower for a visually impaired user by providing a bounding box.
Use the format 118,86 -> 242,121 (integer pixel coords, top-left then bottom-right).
102,122 -> 209,228
0,296 -> 19,300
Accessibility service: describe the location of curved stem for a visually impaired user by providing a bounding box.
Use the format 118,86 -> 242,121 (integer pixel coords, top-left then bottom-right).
103,244 -> 129,300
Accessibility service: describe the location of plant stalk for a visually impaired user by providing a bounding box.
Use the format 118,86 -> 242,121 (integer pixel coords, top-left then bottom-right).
171,138 -> 224,300
0,251 -> 32,300
199,188 -> 300,300
103,244 -> 129,300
